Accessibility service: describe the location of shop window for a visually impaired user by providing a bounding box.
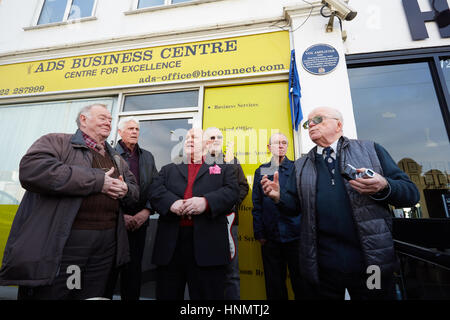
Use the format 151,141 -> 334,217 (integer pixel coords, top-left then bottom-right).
0,97 -> 116,266
348,62 -> 450,219
37,0 -> 96,25
123,90 -> 198,112
0,97 -> 116,205
121,90 -> 200,166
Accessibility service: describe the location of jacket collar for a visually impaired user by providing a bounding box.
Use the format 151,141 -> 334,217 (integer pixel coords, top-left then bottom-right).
71,129 -> 122,174
70,129 -> 88,148
262,156 -> 292,168
115,139 -> 141,156
176,154 -> 218,181
307,136 -> 349,161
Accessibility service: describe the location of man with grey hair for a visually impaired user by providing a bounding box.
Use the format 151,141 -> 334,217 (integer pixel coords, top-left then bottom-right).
261,106 -> 419,300
105,116 -> 158,300
204,127 -> 249,300
251,132 -> 303,300
0,103 -> 139,300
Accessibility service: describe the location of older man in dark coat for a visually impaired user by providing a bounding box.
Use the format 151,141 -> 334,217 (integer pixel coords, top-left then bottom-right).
0,104 -> 139,300
261,107 -> 419,300
105,116 -> 158,300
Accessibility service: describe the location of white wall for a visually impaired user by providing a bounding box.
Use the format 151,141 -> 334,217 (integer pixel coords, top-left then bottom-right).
0,0 -> 301,58
286,3 -> 358,155
344,0 -> 450,54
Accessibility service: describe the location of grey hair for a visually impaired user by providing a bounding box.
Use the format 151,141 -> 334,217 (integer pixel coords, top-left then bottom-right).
328,107 -> 344,124
76,103 -> 108,128
268,132 -> 288,145
118,116 -> 140,131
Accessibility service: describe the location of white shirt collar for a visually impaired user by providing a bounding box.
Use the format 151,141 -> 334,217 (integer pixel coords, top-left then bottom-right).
316,140 -> 339,155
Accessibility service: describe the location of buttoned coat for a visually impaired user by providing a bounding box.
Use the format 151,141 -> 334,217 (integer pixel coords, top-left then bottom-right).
149,160 -> 239,266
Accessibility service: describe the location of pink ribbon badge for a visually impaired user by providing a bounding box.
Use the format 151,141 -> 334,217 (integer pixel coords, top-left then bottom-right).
209,165 -> 222,175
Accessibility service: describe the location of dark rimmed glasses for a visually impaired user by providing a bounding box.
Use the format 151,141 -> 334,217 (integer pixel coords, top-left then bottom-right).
302,116 -> 339,129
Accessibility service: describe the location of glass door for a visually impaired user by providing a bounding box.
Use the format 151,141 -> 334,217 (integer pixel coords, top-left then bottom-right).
135,116 -> 193,171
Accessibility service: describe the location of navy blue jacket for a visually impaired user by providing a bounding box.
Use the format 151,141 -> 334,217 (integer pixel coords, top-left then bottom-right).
251,157 -> 301,243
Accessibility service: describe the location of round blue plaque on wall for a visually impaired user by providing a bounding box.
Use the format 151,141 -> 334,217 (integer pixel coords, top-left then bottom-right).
301,44 -> 339,75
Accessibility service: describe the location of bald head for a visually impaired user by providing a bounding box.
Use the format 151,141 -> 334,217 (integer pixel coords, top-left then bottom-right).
184,128 -> 205,162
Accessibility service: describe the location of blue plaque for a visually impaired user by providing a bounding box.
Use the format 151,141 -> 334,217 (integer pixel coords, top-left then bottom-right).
301,44 -> 339,75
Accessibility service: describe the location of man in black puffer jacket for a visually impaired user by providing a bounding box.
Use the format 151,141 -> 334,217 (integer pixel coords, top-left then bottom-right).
260,107 -> 419,300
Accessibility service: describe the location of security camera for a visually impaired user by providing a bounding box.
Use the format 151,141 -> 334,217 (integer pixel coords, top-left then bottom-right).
322,0 -> 357,21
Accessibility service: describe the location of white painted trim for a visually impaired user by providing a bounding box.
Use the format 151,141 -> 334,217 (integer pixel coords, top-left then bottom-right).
120,107 -> 199,116
23,16 -> 97,31
197,85 -> 205,129
125,0 -> 223,15
125,111 -> 198,121
63,0 -> 73,22
31,0 -> 46,26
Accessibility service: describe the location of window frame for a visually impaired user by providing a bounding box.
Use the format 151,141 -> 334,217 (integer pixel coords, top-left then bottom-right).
126,0 -> 220,14
346,46 -> 450,143
116,87 -> 204,139
30,0 -> 98,28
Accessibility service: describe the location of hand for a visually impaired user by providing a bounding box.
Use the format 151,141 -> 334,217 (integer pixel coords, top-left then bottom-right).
101,168 -> 121,199
101,168 -> 129,199
117,175 -> 128,198
170,199 -> 185,215
180,197 -> 207,216
123,214 -> 137,231
132,209 -> 150,231
261,171 -> 280,203
258,239 -> 267,246
224,141 -> 235,163
348,168 -> 388,195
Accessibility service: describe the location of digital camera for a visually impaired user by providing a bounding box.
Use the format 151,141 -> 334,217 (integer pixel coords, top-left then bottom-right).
342,164 -> 375,181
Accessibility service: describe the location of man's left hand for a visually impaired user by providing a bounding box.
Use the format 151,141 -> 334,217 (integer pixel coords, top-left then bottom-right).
348,168 -> 388,195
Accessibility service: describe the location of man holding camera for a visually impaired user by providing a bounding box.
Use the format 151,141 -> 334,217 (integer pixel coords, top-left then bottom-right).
261,106 -> 419,300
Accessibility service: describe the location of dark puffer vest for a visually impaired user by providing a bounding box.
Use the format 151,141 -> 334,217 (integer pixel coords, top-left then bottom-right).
295,137 -> 397,285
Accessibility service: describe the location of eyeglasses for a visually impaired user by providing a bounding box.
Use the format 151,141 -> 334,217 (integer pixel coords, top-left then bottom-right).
209,135 -> 223,141
302,116 -> 339,129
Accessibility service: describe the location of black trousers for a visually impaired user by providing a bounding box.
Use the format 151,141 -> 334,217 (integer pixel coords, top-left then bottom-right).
18,228 -> 116,300
261,239 -> 304,300
156,226 -> 226,300
104,224 -> 147,300
303,267 -> 396,300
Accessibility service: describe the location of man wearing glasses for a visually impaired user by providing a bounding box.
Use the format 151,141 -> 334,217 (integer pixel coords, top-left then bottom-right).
204,127 -> 249,300
261,107 -> 419,300
252,132 -> 303,300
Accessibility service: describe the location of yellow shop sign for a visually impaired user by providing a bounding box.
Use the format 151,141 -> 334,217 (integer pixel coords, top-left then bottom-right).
0,31 -> 289,98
